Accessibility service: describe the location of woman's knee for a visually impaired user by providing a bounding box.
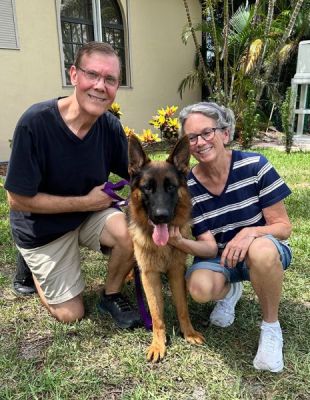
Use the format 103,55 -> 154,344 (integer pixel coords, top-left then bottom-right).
187,270 -> 225,303
247,237 -> 281,273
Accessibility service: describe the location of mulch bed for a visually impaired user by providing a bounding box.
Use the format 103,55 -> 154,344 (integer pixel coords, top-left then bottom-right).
0,162 -> 8,177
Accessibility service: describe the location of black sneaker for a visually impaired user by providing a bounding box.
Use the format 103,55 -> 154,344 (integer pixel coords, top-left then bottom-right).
12,279 -> 37,296
98,291 -> 141,329
12,253 -> 36,296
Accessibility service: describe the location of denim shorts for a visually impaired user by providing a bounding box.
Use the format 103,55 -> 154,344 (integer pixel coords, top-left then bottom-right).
185,235 -> 292,283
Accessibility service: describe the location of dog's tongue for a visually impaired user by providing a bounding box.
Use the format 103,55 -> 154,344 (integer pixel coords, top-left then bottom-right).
152,224 -> 169,246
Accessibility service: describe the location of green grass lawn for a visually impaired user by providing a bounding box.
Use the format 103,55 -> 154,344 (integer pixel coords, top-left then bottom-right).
0,148 -> 309,400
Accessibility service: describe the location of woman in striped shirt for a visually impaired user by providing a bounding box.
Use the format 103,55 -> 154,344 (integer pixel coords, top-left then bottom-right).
168,102 -> 292,373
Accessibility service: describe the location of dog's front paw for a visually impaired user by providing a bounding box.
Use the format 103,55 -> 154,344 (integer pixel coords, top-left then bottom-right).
147,340 -> 166,362
184,329 -> 205,345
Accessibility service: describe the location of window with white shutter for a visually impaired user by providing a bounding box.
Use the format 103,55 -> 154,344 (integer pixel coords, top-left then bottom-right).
0,0 -> 19,49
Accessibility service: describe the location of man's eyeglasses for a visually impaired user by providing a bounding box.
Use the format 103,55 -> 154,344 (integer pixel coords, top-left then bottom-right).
77,67 -> 119,88
188,127 -> 224,145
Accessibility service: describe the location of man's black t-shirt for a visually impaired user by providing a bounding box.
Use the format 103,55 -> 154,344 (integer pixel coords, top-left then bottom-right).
5,98 -> 129,249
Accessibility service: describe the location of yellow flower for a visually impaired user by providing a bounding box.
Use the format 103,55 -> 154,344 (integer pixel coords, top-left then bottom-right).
148,105 -> 179,140
110,102 -> 122,114
168,117 -> 180,129
165,105 -> 178,116
139,129 -> 161,143
123,126 -> 136,137
109,102 -> 123,118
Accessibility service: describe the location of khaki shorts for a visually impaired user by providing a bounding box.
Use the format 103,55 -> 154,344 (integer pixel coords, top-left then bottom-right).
17,208 -> 123,305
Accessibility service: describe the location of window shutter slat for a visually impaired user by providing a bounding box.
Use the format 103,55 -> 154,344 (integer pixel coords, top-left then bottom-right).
0,0 -> 19,49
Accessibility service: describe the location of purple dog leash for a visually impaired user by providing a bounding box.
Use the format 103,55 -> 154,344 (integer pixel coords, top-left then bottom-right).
102,179 -> 129,208
102,180 -> 153,330
134,265 -> 153,330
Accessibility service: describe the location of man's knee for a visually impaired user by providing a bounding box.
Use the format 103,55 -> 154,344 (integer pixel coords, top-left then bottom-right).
49,296 -> 85,323
115,229 -> 133,249
100,214 -> 133,253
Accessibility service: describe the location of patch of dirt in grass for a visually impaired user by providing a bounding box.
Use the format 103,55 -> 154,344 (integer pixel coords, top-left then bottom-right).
100,386 -> 124,400
19,331 -> 53,361
0,287 -> 17,301
0,261 -> 15,277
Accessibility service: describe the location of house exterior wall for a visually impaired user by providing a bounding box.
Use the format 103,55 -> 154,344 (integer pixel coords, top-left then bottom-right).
0,0 -> 201,161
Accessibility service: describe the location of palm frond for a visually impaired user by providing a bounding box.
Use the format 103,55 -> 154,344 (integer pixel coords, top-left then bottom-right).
230,5 -> 251,35
181,21 -> 211,45
228,5 -> 256,48
178,70 -> 205,99
278,42 -> 294,64
241,39 -> 263,74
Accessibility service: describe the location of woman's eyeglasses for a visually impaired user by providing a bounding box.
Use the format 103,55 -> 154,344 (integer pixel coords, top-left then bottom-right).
188,127 -> 224,145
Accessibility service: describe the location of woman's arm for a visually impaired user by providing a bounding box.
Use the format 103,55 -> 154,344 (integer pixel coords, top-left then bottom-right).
168,227 -> 218,258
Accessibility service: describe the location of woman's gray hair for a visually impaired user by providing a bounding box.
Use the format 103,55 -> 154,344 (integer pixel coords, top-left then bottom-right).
179,102 -> 236,141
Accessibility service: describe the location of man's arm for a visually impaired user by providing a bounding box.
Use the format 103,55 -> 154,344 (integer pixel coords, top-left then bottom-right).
220,200 -> 292,267
7,184 -> 113,214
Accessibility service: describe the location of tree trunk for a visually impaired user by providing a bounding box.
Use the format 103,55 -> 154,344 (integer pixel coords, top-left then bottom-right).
255,0 -> 276,77
182,0 -> 213,96
223,0 -> 229,104
207,0 -> 222,101
251,0 -> 261,27
255,0 -> 305,104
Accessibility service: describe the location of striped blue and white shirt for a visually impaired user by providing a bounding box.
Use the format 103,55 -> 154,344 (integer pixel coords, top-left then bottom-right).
187,150 -> 291,261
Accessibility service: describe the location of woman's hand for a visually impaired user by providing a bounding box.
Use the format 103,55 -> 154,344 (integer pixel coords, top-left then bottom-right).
168,225 -> 183,247
220,228 -> 256,268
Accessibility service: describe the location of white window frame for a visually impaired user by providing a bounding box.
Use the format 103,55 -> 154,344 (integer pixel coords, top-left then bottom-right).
55,0 -> 130,88
0,0 -> 20,50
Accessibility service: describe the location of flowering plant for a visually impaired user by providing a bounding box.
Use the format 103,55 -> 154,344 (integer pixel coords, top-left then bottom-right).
123,126 -> 137,138
109,102 -> 123,119
139,129 -> 161,144
149,105 -> 180,140
114,103 -> 177,144
123,126 -> 161,144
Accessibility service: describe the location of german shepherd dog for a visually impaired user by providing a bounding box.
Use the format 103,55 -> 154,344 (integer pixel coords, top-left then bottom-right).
128,134 -> 205,362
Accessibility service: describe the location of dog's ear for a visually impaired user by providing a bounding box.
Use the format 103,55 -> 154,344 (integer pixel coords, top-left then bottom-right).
128,134 -> 151,176
166,135 -> 190,174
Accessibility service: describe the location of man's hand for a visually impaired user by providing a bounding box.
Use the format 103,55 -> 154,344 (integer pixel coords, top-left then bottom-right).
85,184 -> 114,211
220,228 -> 256,268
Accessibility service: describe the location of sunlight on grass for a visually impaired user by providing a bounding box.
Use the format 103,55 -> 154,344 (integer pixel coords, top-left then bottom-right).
0,148 -> 310,400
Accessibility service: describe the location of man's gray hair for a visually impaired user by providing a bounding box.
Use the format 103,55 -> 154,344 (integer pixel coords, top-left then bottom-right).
179,102 -> 236,141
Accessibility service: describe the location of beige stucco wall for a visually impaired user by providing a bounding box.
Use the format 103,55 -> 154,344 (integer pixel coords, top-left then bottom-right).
0,0 -> 201,161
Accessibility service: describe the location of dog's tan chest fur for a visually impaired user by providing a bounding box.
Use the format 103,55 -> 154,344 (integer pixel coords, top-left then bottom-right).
129,222 -> 189,274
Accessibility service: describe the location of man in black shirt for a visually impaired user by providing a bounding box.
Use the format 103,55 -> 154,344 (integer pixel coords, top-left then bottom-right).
5,42 -> 140,328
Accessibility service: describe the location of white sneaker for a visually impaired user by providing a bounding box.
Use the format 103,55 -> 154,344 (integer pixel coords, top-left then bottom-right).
253,324 -> 284,373
209,282 -> 243,327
